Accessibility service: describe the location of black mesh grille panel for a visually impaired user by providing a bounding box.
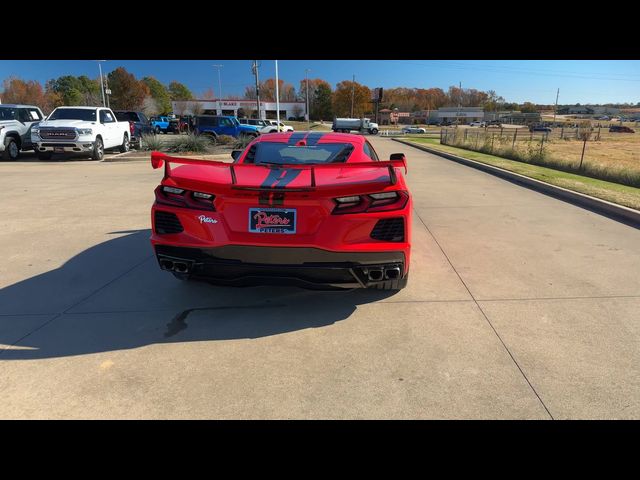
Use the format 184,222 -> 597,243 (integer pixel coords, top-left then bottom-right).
154,210 -> 183,234
371,218 -> 404,242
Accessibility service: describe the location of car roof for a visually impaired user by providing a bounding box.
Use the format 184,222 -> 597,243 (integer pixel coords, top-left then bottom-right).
254,131 -> 367,146
0,104 -> 40,108
54,106 -> 104,110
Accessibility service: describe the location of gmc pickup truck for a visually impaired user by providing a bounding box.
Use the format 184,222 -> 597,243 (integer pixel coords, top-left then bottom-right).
32,106 -> 130,160
0,104 -> 45,160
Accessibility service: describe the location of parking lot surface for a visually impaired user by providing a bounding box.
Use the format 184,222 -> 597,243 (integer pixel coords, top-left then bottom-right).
1,137 -> 639,419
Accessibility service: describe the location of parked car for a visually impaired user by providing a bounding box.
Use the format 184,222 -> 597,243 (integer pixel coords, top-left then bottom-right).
238,118 -> 276,134
401,126 -> 426,134
32,106 -> 130,160
193,115 -> 261,142
469,121 -> 486,127
609,125 -> 635,133
113,110 -> 153,149
265,120 -> 295,132
150,132 -> 412,290
150,115 -> 173,134
0,104 -> 45,160
529,125 -> 552,132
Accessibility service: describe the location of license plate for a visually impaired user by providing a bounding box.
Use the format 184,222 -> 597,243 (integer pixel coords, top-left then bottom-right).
249,208 -> 296,234
54,147 -> 65,153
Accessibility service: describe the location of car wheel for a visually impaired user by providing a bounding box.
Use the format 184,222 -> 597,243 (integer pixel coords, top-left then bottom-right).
370,128 -> 378,135
119,134 -> 130,153
37,152 -> 53,160
154,126 -> 161,134
91,137 -> 104,160
203,133 -> 217,145
2,137 -> 20,160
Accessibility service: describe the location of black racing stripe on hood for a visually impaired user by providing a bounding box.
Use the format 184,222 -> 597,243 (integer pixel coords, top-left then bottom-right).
304,132 -> 326,146
287,132 -> 307,145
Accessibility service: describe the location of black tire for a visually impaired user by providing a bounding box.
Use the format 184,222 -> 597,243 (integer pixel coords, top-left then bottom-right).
91,136 -> 104,160
370,128 -> 379,135
154,126 -> 161,134
2,137 -> 20,160
202,133 -> 217,145
370,275 -> 409,291
119,133 -> 130,153
38,151 -> 53,160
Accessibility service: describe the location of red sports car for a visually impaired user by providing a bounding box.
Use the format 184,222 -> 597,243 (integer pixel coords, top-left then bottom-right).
150,132 -> 412,290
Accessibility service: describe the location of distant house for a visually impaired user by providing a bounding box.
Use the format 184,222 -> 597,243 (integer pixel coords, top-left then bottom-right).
498,112 -> 542,125
557,105 -> 594,115
379,108 -> 410,125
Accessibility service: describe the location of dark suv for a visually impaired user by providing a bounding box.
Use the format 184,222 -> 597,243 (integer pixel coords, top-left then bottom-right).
609,125 -> 635,133
113,111 -> 153,149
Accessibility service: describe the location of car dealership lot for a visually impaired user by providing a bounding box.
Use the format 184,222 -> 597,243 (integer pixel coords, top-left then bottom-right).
1,137 -> 639,419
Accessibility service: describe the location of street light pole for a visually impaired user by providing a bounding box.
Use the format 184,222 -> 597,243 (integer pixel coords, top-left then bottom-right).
96,60 -> 106,107
275,60 -> 280,130
212,64 -> 223,100
305,68 -> 311,130
351,74 -> 355,118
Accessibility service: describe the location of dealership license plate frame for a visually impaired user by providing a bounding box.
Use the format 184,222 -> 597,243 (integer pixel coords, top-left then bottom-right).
248,207 -> 297,234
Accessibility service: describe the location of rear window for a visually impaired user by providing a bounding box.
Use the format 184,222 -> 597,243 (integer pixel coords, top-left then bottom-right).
115,112 -> 140,122
251,142 -> 354,165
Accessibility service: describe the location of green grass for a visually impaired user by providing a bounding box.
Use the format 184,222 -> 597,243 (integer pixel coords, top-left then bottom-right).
402,137 -> 640,211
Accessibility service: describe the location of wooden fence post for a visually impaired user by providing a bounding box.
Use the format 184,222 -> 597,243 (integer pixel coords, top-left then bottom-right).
560,126 -> 564,139
530,130 -> 533,141
475,131 -> 479,149
579,137 -> 587,169
512,129 -> 518,149
540,134 -> 545,156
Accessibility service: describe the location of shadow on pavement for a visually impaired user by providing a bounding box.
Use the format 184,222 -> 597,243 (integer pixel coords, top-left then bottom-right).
0,229 -> 396,360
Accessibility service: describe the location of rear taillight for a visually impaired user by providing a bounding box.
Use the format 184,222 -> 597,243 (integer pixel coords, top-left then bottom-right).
129,121 -> 135,136
155,185 -> 216,211
332,191 -> 408,214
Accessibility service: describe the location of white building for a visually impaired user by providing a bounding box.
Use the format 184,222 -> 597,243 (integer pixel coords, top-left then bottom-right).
171,99 -> 306,120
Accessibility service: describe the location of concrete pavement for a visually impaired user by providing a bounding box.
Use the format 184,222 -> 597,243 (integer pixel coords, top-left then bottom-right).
1,137 -> 639,419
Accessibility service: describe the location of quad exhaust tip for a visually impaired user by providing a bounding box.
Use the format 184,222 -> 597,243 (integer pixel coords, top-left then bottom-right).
366,266 -> 401,282
159,258 -> 190,273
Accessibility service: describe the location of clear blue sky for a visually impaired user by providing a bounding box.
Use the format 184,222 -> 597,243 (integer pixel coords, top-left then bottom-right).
1,60 -> 639,105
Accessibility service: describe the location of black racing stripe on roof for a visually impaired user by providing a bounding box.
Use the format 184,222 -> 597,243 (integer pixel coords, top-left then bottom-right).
304,132 -> 326,146
287,132 -> 307,145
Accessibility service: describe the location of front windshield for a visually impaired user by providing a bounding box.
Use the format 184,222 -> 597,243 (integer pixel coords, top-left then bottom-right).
0,107 -> 17,121
48,108 -> 97,121
252,142 -> 353,165
231,118 -> 240,126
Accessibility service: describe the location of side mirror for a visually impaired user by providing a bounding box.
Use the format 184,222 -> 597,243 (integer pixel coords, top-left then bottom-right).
231,150 -> 243,161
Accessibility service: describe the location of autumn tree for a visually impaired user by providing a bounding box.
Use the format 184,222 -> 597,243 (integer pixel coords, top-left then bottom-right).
168,81 -> 194,101
1,77 -> 47,107
107,67 -> 149,110
244,78 -> 296,102
332,80 -> 371,118
142,76 -> 172,114
520,102 -> 538,113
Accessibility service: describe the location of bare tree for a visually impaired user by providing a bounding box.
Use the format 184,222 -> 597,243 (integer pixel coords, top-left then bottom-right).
292,104 -> 303,119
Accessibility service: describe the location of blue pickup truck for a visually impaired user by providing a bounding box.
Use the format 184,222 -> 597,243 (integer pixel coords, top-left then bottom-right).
193,115 -> 260,142
150,115 -> 173,134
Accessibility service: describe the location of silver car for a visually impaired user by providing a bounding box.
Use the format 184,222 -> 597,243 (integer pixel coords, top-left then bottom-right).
401,126 -> 426,134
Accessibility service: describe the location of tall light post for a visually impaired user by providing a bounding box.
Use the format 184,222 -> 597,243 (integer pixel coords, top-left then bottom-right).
275,60 -> 280,130
351,74 -> 355,118
212,64 -> 223,100
96,60 -> 106,107
305,68 -> 311,130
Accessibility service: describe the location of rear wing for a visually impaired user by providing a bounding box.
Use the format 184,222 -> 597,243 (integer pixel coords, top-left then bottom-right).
150,152 -> 407,192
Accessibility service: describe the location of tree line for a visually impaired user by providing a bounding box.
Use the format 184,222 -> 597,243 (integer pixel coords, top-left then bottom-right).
4,65 -> 601,120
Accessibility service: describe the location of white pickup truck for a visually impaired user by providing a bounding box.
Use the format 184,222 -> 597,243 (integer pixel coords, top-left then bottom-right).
0,104 -> 45,160
32,106 -> 131,160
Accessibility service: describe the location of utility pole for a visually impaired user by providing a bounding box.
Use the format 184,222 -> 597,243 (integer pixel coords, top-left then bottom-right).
305,68 -> 311,130
275,60 -> 280,129
457,81 -> 462,125
252,60 -> 260,119
553,88 -> 560,125
212,64 -> 223,100
96,60 -> 106,108
351,74 -> 355,118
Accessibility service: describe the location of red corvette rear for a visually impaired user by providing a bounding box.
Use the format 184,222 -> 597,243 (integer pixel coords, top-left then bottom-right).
150,132 -> 412,290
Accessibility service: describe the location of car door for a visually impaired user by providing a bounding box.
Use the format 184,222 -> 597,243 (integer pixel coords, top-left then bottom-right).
217,117 -> 236,136
99,109 -> 118,147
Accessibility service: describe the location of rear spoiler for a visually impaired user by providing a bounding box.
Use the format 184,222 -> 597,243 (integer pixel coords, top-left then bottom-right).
150,151 -> 407,189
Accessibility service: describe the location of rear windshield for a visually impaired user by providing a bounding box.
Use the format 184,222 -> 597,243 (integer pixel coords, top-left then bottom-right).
49,108 -> 97,121
252,142 -> 353,165
115,112 -> 139,122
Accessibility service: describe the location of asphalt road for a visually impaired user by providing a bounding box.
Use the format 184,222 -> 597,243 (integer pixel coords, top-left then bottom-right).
1,136 -> 639,419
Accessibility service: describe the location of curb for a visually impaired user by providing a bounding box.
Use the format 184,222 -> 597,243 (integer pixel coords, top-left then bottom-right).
392,138 -> 640,228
